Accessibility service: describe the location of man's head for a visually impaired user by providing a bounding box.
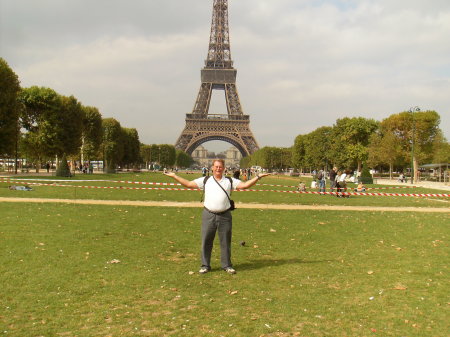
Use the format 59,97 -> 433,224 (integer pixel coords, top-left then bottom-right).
211,159 -> 225,178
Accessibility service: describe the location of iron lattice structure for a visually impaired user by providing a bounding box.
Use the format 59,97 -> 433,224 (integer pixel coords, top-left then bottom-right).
174,0 -> 259,157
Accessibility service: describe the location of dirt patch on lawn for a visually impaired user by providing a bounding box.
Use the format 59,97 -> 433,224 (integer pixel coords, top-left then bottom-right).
0,197 -> 448,213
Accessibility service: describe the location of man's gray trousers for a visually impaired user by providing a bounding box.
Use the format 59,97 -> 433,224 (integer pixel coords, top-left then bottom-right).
201,209 -> 232,269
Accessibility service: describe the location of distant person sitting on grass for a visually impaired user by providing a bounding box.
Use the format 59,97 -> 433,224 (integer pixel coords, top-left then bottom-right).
354,183 -> 366,192
297,181 -> 306,192
164,159 -> 270,275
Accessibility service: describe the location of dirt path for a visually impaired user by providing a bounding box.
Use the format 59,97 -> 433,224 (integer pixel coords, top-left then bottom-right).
1,197 -> 448,213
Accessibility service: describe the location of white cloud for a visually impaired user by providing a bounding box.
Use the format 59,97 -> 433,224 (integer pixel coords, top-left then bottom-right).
2,0 -> 449,150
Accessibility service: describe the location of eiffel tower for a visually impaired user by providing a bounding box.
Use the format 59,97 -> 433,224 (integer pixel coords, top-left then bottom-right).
174,0 -> 259,157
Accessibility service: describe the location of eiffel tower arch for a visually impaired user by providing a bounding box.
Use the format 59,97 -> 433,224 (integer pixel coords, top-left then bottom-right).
175,0 -> 259,157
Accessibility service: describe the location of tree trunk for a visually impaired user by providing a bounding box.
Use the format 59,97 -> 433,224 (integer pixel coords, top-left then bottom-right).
80,136 -> 85,164
413,158 -> 419,183
389,162 -> 393,180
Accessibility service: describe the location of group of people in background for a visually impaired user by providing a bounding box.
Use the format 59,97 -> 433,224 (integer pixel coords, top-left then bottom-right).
298,167 -> 366,197
202,166 -> 261,182
77,162 -> 94,174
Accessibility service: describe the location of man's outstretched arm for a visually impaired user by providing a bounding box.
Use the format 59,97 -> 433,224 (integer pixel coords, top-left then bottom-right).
164,171 -> 198,189
236,173 -> 271,190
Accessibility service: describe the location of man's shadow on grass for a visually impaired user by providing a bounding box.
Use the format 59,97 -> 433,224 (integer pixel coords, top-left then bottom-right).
234,258 -> 335,272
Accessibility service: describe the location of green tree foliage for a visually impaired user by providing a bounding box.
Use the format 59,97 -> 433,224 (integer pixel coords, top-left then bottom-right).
151,144 -> 160,163
140,144 -> 152,169
19,86 -> 61,170
81,106 -> 103,161
360,165 -> 373,184
303,126 -> 333,170
57,95 -> 83,157
19,87 -> 83,169
239,155 -> 251,168
158,144 -> 176,168
101,118 -> 123,173
241,146 -> 292,171
0,58 -> 21,157
431,131 -> 450,164
376,110 -> 441,182
175,150 -> 194,168
140,144 -> 179,169
331,117 -> 379,172
121,127 -> 141,168
367,124 -> 406,178
291,134 -> 306,171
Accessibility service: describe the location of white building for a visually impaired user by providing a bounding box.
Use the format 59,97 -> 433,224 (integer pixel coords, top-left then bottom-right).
191,145 -> 242,169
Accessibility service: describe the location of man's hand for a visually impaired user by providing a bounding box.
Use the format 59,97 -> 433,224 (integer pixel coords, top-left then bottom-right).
163,171 -> 176,178
163,171 -> 197,189
237,172 -> 271,189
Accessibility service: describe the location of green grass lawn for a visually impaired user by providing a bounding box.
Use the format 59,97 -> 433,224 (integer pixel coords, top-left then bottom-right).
0,172 -> 449,336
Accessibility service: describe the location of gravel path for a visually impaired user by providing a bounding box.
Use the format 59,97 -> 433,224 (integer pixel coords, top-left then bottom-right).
1,197 -> 448,213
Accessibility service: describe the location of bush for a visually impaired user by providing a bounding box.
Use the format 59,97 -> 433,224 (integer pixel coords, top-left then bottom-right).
360,165 -> 373,184
56,154 -> 71,177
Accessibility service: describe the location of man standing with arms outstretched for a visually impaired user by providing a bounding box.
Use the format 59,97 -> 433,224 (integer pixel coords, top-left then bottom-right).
164,159 -> 270,274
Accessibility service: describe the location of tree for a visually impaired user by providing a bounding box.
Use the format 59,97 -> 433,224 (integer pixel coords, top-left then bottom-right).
57,95 -> 83,157
431,131 -> 450,164
331,117 -> 379,172
150,144 -> 160,164
101,118 -> 123,173
176,150 -> 194,168
367,131 -> 403,179
378,110 -> 441,183
19,86 -> 61,172
0,58 -> 21,158
55,153 -> 71,177
246,147 -> 273,169
140,144 -> 153,169
158,144 -> 176,168
81,106 -> 102,162
430,132 -> 450,181
239,155 -> 251,169
19,87 -> 84,170
303,126 -> 333,170
121,127 -> 141,169
292,134 -> 306,172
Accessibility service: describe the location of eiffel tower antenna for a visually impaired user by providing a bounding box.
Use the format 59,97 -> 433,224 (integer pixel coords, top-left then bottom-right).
174,0 -> 259,156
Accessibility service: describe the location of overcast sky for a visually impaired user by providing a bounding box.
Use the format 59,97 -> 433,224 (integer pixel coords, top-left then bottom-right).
1,0 -> 449,152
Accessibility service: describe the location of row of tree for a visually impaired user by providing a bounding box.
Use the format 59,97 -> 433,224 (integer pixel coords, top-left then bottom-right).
0,58 -> 193,172
243,113 -> 449,182
2,57 -> 448,179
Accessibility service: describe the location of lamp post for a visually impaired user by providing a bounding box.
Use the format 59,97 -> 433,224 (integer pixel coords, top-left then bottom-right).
409,106 -> 420,184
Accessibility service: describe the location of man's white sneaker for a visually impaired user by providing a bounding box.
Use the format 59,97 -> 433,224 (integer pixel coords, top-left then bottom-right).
199,266 -> 210,274
224,267 -> 236,274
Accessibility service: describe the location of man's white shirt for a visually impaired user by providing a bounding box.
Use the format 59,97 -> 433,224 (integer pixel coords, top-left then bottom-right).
194,176 -> 241,213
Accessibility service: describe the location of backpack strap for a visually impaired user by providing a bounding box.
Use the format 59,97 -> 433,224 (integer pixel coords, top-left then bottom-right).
200,176 -> 210,202
227,176 -> 233,195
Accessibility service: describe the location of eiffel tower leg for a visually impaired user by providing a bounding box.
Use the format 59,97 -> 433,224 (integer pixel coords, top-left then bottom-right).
225,84 -> 259,154
193,83 -> 213,115
225,83 -> 243,115
175,83 -> 213,151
